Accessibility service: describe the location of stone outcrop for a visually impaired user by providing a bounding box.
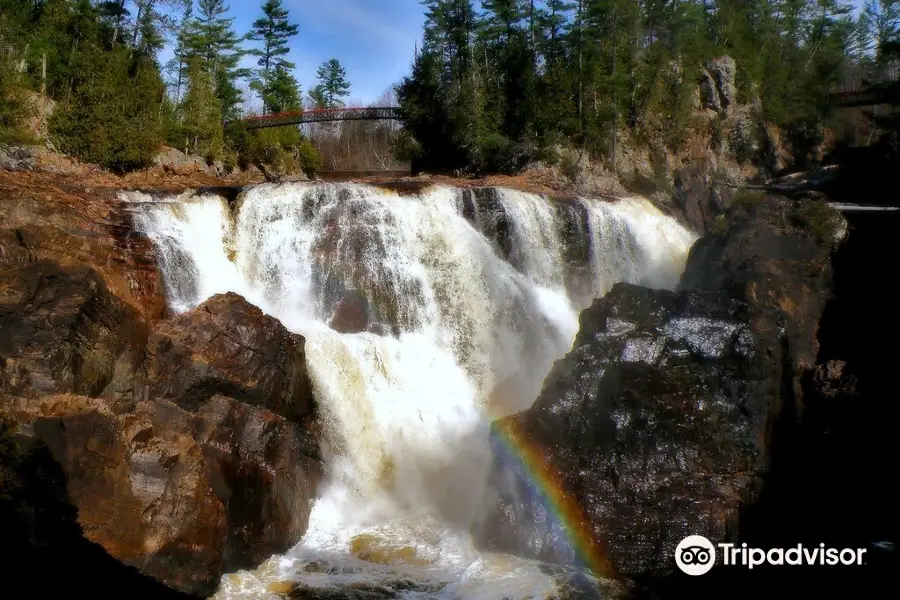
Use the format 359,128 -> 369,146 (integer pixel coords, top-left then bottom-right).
4,393 -> 322,597
5,395 -> 225,596
0,171 -> 168,322
0,260 -> 146,399
478,197 -> 841,583
702,56 -> 738,114
0,222 -> 322,596
141,293 -> 315,422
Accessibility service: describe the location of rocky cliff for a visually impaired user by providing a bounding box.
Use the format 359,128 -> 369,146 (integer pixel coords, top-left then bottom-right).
477,196 -> 855,596
0,174 -> 323,597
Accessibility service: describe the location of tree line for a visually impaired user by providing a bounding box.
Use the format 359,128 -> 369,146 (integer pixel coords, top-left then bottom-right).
397,0 -> 900,174
0,0 -> 355,173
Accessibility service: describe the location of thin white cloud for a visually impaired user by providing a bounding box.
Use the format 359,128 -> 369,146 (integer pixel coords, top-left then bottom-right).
291,0 -> 417,51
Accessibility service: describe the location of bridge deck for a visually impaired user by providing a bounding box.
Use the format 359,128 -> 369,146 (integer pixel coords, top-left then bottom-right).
830,86 -> 897,108
236,106 -> 402,129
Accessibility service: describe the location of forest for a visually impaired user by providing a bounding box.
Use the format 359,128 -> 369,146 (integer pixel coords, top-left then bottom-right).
1,1 -> 899,176
398,0 -> 900,173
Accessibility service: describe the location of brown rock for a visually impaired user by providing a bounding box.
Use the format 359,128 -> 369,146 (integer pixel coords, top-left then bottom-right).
329,291 -> 370,334
192,395 -> 322,569
0,171 -> 167,322
143,293 -> 314,422
0,260 -> 147,399
3,393 -> 323,596
5,395 -> 226,596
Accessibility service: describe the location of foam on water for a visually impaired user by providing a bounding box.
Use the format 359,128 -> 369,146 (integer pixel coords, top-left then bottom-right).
129,182 -> 696,599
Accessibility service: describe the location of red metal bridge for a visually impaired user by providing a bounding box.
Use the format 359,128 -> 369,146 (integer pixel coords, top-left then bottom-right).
234,106 -> 403,130
830,85 -> 898,108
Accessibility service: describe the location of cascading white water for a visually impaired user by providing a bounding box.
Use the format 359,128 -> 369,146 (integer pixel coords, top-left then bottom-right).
128,182 -> 697,599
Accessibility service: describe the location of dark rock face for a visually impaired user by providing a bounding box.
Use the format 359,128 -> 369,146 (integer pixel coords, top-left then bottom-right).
329,291 -> 371,334
479,285 -> 765,577
2,392 -> 322,597
142,292 -> 315,422
0,260 -> 146,398
192,395 -> 322,569
673,166 -> 730,233
478,197 -> 839,585
5,395 -> 226,596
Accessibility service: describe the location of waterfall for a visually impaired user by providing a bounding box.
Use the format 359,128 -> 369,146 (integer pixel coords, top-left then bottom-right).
128,182 -> 697,599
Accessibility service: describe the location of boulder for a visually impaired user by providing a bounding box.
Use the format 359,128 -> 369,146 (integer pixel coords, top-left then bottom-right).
478,284 -> 764,578
2,393 -> 323,596
329,291 -> 371,334
707,56 -> 738,113
191,395 -> 322,568
0,260 -> 146,399
0,145 -> 39,171
142,293 -> 315,422
153,146 -> 215,177
478,196 -> 839,582
3,395 -> 225,596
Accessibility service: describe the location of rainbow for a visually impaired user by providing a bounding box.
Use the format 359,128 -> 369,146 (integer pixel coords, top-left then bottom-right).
489,417 -> 615,581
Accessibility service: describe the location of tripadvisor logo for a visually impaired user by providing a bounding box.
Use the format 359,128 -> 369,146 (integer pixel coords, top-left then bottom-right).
675,536 -> 868,575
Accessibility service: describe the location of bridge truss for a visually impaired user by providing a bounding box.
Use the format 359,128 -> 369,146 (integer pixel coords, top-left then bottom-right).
236,106 -> 403,130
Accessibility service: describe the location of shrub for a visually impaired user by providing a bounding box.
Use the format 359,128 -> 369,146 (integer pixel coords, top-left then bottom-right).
732,188 -> 766,207
797,200 -> 844,246
0,53 -> 30,144
51,50 -> 163,171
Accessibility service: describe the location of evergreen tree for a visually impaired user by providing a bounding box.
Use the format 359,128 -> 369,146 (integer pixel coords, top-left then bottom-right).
311,59 -> 351,108
263,64 -> 301,112
51,49 -> 164,171
180,59 -> 225,159
166,0 -> 195,103
186,0 -> 249,120
249,0 -> 300,112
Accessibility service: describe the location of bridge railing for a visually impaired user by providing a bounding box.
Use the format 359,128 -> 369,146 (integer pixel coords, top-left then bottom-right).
232,106 -> 403,130
829,84 -> 898,108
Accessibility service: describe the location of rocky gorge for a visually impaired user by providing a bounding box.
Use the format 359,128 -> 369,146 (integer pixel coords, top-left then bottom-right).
0,154 -> 894,600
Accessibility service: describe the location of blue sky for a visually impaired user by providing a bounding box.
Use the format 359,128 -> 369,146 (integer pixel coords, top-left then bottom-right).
161,0 -> 426,111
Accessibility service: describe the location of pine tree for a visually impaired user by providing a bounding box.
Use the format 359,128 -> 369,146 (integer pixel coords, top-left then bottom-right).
264,64 -> 301,112
166,0 -> 194,103
186,0 -> 249,121
51,49 -> 164,171
180,58 -> 225,159
311,59 -> 351,108
249,0 -> 300,112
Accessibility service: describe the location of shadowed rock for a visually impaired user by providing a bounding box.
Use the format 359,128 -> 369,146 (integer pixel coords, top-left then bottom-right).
3,393 -> 322,597
0,260 -> 147,399
478,196 -> 840,584
142,292 -> 315,422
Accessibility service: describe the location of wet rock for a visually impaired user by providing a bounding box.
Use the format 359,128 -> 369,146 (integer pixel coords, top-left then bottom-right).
191,395 -> 322,569
479,196 -> 838,581
3,395 -> 225,596
2,393 -> 323,596
310,189 -> 428,333
329,291 -> 371,334
478,284 -> 763,578
142,293 -> 315,422
0,260 -> 147,399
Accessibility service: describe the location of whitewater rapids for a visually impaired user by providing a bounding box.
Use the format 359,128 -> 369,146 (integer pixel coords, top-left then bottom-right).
128,182 -> 696,599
